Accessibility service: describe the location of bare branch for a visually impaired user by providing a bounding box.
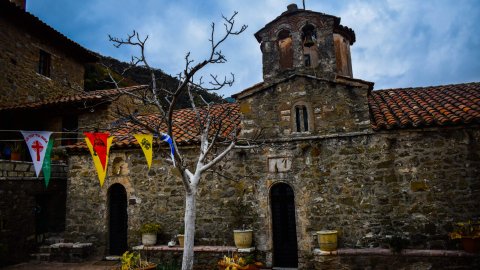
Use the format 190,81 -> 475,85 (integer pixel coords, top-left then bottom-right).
106,12 -> 247,270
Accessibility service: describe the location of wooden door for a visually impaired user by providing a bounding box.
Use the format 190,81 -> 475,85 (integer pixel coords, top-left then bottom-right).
271,183 -> 298,267
108,184 -> 128,255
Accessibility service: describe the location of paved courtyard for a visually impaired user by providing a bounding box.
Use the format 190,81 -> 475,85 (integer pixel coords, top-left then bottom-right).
2,258 -> 120,270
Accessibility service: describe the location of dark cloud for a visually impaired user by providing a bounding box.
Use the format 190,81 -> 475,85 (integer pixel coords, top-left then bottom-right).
28,0 -> 480,95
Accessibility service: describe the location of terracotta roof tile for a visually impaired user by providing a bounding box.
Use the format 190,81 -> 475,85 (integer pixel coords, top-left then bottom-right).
369,82 -> 480,130
0,85 -> 148,111
67,103 -> 240,150
65,82 -> 480,151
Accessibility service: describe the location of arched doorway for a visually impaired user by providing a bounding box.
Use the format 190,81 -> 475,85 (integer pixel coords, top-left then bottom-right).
108,184 -> 128,255
270,183 -> 298,268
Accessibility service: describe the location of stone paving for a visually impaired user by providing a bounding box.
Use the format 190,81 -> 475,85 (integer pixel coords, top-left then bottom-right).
2,258 -> 120,270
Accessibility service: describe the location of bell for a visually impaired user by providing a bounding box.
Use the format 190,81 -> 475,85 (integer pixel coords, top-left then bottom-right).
303,35 -> 315,47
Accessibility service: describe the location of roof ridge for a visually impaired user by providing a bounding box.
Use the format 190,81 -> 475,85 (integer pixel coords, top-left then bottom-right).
374,81 -> 480,92
0,85 -> 149,111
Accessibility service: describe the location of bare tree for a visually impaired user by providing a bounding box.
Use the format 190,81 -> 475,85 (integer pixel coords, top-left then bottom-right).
108,12 -> 247,270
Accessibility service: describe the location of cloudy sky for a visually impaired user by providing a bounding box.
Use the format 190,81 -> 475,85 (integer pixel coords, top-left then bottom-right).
27,0 -> 480,97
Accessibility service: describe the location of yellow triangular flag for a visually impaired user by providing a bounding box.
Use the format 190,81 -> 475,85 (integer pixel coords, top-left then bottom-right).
85,136 -> 113,187
134,134 -> 153,170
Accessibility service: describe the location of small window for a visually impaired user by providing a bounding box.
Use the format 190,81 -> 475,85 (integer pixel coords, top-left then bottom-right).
295,105 -> 309,132
304,54 -> 311,67
38,50 -> 51,77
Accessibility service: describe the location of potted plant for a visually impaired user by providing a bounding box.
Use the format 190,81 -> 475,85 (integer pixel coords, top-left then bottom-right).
229,198 -> 256,249
449,219 -> 480,253
316,230 -> 338,252
233,227 -> 253,249
177,224 -> 185,247
139,223 -> 161,246
119,250 -> 156,270
217,253 -> 263,270
10,142 -> 22,161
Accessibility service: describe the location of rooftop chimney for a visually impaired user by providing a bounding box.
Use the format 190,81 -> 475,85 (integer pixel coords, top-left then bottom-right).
10,0 -> 26,10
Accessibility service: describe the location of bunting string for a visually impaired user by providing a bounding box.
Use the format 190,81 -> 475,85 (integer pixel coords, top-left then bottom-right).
0,129 -> 177,188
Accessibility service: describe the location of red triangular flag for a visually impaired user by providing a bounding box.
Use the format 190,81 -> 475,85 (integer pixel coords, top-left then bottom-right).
84,132 -> 110,170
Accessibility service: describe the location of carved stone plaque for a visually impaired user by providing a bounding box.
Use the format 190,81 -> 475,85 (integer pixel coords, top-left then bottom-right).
268,157 -> 292,173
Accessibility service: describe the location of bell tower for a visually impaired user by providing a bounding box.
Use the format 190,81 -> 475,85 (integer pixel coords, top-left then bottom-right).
255,4 -> 355,82
234,3 -> 373,141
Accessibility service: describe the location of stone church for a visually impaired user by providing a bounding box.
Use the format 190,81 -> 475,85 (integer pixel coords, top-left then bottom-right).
1,1 -> 479,269
64,3 -> 480,269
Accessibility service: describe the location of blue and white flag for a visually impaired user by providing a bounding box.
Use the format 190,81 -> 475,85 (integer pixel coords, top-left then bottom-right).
159,132 -> 176,166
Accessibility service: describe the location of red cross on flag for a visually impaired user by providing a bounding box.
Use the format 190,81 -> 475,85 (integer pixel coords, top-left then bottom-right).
21,131 -> 53,177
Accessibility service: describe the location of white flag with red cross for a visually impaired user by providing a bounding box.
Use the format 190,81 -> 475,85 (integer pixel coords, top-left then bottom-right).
21,131 -> 53,177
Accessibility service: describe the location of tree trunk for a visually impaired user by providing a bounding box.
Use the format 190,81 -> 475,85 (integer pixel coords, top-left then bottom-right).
181,190 -> 197,270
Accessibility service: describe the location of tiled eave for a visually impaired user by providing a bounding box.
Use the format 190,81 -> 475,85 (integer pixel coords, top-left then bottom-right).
369,82 -> 480,130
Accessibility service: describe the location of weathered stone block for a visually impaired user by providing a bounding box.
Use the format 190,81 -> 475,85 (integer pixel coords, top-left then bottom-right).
410,181 -> 429,192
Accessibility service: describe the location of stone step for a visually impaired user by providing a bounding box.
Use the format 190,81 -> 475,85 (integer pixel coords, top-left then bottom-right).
38,245 -> 51,253
44,236 -> 64,245
49,242 -> 94,263
30,252 -> 51,261
105,255 -> 121,261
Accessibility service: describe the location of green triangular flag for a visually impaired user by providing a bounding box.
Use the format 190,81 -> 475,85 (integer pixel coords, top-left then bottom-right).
42,139 -> 54,187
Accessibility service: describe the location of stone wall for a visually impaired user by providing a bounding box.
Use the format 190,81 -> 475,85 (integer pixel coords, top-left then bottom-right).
77,104 -> 112,131
0,160 -> 68,265
65,126 -> 479,268
77,95 -> 150,131
0,16 -> 85,106
65,148 -> 250,255
239,77 -> 371,139
231,128 -> 479,267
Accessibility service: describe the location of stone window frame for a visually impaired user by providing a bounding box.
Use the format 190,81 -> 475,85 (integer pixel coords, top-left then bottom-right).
38,49 -> 52,77
291,101 -> 314,133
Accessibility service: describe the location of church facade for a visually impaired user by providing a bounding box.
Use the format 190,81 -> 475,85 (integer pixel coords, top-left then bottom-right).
64,4 -> 480,269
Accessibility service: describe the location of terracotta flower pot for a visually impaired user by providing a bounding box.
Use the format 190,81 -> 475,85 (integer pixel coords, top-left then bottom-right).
317,230 -> 338,251
10,152 -> 21,161
233,229 -> 253,248
141,233 -> 157,246
177,234 -> 184,247
139,263 -> 157,270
